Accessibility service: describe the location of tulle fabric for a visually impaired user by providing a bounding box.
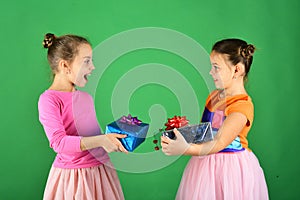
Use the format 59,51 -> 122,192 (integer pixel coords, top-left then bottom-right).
43,161 -> 124,200
176,150 -> 269,200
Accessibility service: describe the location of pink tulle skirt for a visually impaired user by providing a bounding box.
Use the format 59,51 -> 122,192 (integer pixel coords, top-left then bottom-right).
43,161 -> 124,200
176,150 -> 269,200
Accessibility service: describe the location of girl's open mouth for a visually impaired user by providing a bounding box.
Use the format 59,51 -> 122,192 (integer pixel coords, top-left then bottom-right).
84,74 -> 91,81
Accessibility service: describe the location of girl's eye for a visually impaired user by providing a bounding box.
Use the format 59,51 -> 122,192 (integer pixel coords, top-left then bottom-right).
213,66 -> 220,71
213,65 -> 219,71
84,59 -> 90,64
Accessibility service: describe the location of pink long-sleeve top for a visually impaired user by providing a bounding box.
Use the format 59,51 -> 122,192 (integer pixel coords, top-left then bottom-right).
38,90 -> 110,169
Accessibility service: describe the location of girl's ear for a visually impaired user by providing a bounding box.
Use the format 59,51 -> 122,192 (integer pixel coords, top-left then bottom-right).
234,63 -> 245,76
58,60 -> 71,75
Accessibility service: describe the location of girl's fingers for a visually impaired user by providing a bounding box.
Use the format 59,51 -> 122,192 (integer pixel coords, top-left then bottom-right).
106,134 -> 128,153
161,136 -> 171,144
114,134 -> 127,138
118,143 -> 128,153
113,138 -> 128,153
161,142 -> 169,148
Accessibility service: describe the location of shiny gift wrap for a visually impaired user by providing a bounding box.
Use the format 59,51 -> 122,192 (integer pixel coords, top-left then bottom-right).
105,115 -> 149,152
163,122 -> 214,144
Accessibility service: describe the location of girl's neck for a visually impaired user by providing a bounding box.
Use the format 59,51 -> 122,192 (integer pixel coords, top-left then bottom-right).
49,75 -> 76,92
218,85 -> 247,99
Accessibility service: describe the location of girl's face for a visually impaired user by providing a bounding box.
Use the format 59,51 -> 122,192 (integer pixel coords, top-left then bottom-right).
69,44 -> 95,87
209,51 -> 235,90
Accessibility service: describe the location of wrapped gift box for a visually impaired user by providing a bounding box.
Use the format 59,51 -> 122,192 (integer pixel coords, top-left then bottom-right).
105,115 -> 149,152
163,122 -> 214,144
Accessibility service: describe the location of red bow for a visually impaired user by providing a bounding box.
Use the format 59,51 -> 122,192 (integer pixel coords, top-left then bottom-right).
164,115 -> 189,130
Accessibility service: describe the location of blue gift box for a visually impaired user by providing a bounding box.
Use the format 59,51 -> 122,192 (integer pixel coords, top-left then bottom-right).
105,116 -> 149,152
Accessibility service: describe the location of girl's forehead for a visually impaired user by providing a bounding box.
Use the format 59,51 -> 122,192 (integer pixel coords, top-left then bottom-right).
210,51 -> 233,69
210,51 -> 226,62
78,44 -> 92,56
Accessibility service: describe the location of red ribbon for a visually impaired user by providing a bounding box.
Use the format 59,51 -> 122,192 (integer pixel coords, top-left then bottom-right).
164,115 -> 189,130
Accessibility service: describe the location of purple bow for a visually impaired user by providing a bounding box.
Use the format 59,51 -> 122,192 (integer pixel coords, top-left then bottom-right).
120,114 -> 142,125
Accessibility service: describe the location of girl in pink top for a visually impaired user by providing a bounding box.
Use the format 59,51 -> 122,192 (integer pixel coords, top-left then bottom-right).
38,33 -> 127,200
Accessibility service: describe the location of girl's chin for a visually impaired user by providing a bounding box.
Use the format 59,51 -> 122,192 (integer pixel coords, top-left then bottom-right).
76,84 -> 85,88
75,80 -> 87,88
214,82 -> 225,90
214,84 -> 224,90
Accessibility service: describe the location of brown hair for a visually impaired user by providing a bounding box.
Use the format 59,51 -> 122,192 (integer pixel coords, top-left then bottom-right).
212,38 -> 255,80
42,33 -> 90,74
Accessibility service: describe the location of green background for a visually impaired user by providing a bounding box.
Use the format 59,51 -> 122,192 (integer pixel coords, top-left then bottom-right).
1,0 -> 299,199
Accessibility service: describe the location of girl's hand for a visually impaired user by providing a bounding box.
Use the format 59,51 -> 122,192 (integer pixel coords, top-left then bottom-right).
161,128 -> 190,156
101,134 -> 128,153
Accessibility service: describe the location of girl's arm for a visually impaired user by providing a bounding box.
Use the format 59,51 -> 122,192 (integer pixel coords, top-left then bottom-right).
38,93 -> 128,154
80,134 -> 128,153
161,112 -> 247,156
186,112 -> 247,156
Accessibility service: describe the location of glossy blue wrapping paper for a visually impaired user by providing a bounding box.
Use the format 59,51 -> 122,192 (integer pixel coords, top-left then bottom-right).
105,117 -> 149,152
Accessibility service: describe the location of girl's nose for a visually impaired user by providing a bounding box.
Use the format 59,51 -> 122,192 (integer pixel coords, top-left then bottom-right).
209,67 -> 213,75
90,64 -> 95,70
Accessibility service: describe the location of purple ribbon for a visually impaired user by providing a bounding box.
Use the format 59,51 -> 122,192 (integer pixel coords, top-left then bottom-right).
119,114 -> 142,125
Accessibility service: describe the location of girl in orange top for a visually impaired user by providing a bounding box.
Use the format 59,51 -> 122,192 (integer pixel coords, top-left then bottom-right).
161,39 -> 269,200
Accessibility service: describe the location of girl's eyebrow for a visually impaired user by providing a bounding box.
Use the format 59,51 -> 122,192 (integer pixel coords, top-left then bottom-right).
211,62 -> 219,65
83,56 -> 91,59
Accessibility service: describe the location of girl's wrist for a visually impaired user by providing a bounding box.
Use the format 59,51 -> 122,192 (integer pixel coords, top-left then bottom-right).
80,135 -> 105,151
184,144 -> 199,156
97,135 -> 106,147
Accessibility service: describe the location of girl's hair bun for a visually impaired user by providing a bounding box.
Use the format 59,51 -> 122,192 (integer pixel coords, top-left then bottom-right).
240,44 -> 255,59
43,33 -> 56,48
